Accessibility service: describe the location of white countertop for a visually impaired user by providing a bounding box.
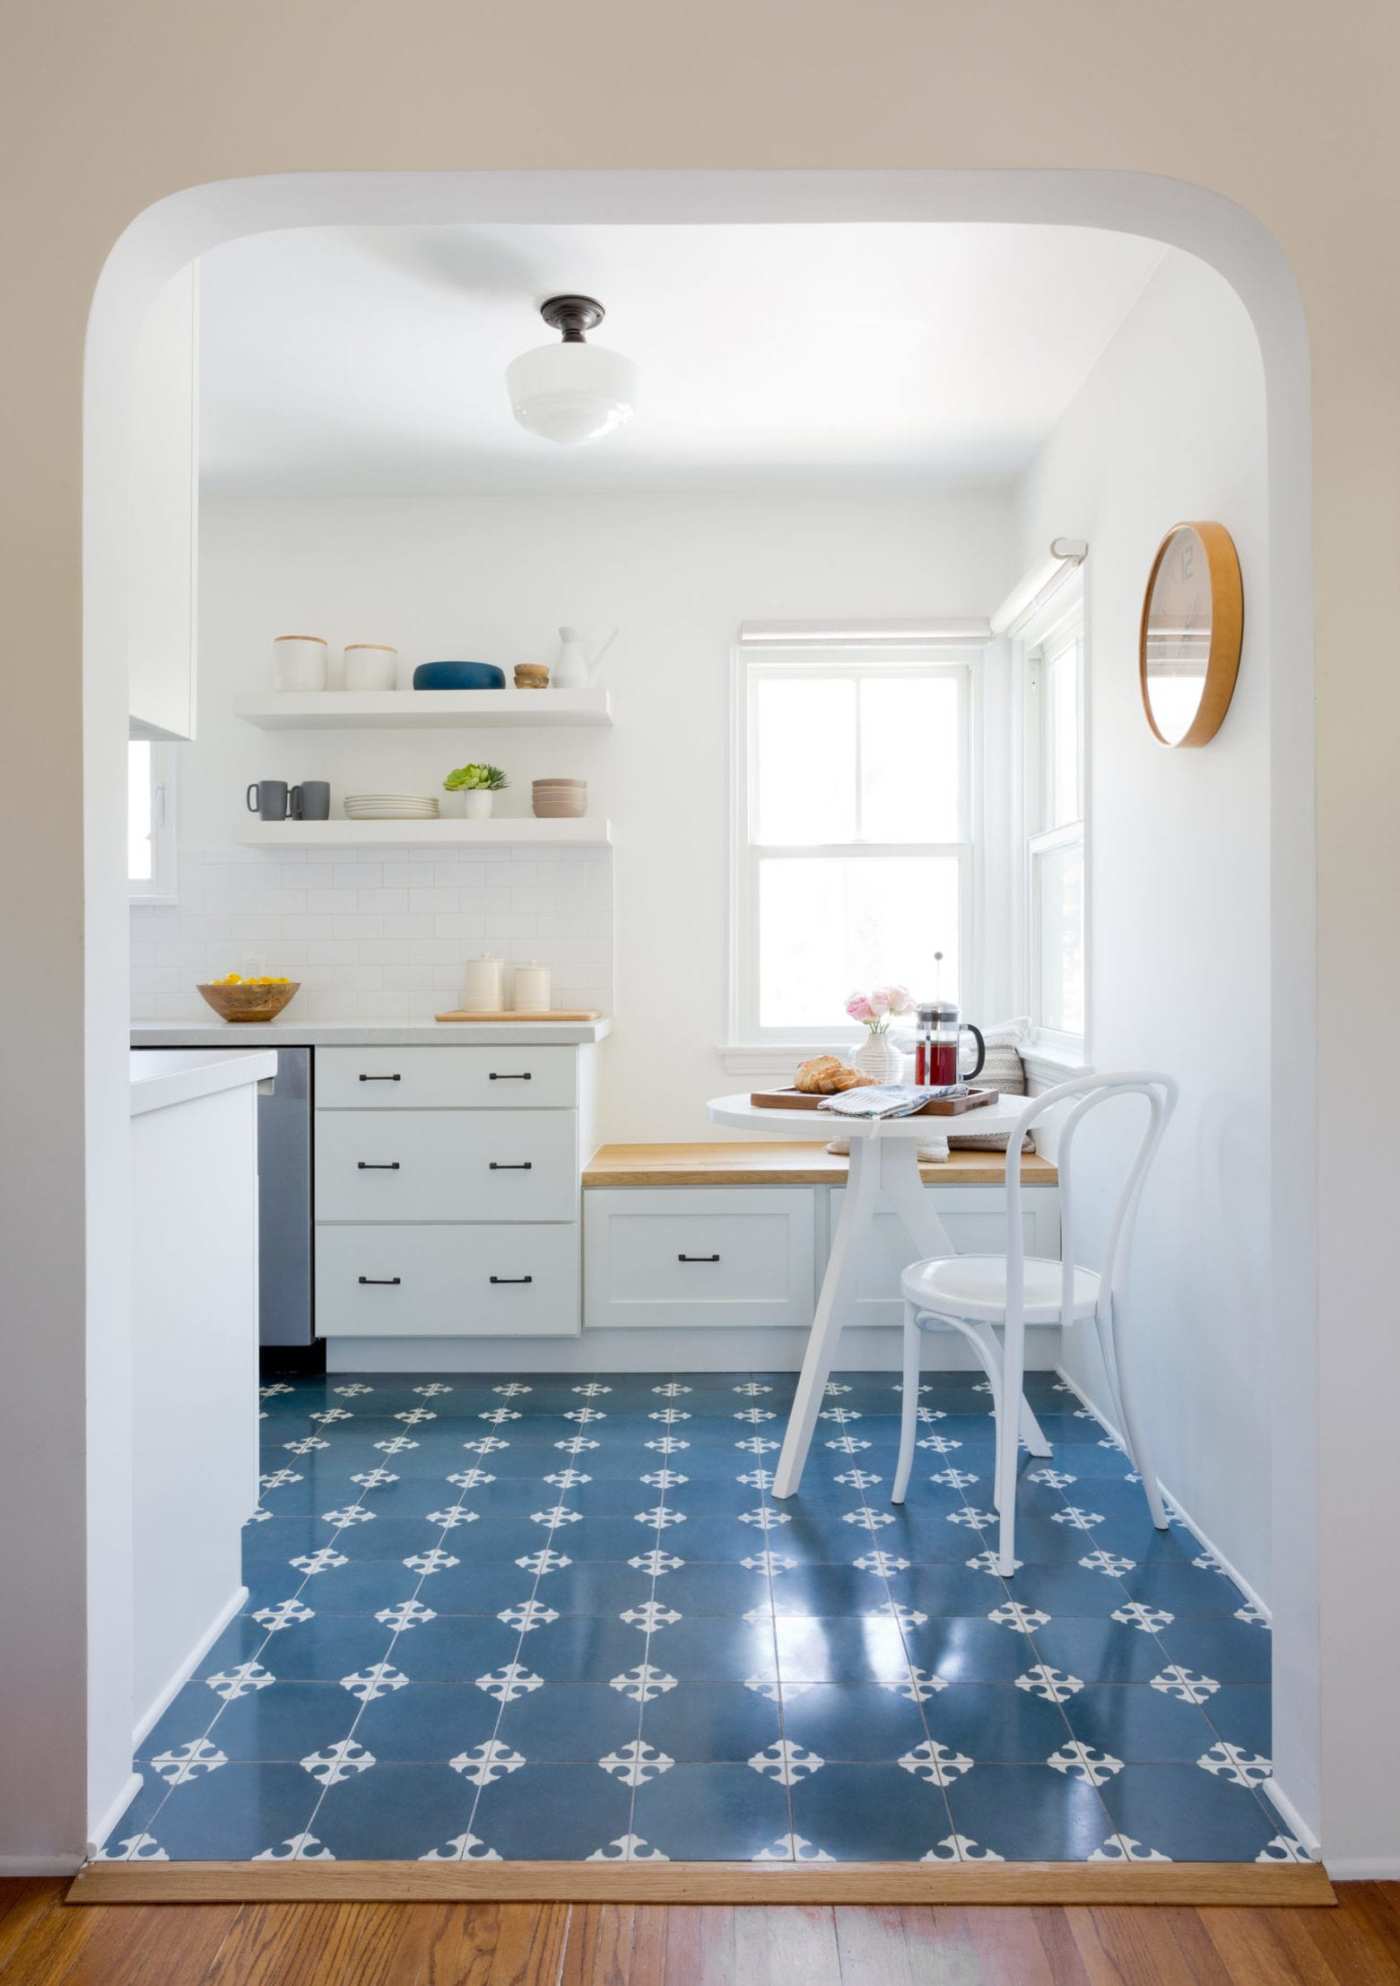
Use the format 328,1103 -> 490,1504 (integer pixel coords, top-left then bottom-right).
130,1018 -> 612,1048
130,1047 -> 279,1117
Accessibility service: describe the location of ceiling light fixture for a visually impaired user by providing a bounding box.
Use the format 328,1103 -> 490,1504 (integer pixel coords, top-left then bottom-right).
506,295 -> 637,446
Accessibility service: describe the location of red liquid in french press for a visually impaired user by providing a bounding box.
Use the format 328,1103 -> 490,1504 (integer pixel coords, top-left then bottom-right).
913,955 -> 985,1088
914,1006 -> 960,1086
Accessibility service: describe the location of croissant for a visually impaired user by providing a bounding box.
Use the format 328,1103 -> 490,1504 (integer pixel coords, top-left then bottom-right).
795,1056 -> 876,1095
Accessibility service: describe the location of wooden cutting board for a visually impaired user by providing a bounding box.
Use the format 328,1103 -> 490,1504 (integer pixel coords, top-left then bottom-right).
435,1009 -> 602,1023
749,1086 -> 999,1116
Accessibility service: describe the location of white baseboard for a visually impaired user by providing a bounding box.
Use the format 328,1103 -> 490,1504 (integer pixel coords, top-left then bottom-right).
1262,1777 -> 1323,1863
1324,1856 -> 1400,1880
86,1770 -> 144,1862
130,1583 -> 247,1752
1051,1365 -> 1271,1620
1154,1481 -> 1271,1625
327,1327 -> 1062,1375
0,1854 -> 84,1876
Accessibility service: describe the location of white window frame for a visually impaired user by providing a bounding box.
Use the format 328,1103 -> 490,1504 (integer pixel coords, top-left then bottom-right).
1020,582 -> 1087,1062
727,639 -> 978,1052
128,738 -> 178,905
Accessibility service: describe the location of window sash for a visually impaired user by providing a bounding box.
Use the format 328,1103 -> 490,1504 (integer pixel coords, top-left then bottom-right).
1027,821 -> 1085,1041
732,647 -> 976,1045
129,740 -> 178,903
1022,595 -> 1086,1047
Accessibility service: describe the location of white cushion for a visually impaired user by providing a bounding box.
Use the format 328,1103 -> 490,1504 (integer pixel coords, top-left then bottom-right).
901,1253 -> 1101,1325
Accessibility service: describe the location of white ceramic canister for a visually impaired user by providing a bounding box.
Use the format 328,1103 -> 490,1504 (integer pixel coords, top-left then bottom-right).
273,634 -> 328,691
343,643 -> 398,690
511,963 -> 551,1011
461,954 -> 504,1011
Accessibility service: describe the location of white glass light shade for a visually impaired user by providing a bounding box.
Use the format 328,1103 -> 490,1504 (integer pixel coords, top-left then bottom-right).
506,340 -> 638,445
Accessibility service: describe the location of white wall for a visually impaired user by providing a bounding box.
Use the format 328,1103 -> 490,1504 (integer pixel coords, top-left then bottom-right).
1016,249 -> 1271,1597
143,487 -> 1016,1140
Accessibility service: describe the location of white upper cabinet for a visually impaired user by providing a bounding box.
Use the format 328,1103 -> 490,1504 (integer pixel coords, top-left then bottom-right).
128,263 -> 199,741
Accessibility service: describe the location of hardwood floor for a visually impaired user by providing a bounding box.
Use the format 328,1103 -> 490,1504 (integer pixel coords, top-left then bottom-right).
5,1878 -> 1400,1984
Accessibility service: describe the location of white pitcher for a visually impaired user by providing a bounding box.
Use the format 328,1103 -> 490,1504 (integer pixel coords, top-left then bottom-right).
554,624 -> 617,690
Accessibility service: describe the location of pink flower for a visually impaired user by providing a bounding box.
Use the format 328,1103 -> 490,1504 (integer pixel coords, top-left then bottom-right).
884,984 -> 913,1015
868,988 -> 891,1017
845,993 -> 875,1024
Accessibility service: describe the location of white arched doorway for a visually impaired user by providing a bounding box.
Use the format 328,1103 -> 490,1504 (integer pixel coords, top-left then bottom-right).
83,168 -> 1315,1860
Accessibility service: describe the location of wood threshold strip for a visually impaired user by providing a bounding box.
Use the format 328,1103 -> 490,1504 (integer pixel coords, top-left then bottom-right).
67,1858 -> 1335,1907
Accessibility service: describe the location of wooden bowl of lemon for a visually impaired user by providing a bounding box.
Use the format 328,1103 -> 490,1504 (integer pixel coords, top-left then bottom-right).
197,975 -> 300,1023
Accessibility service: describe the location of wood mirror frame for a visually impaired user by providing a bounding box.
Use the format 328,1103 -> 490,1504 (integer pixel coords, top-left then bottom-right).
1139,520 -> 1244,748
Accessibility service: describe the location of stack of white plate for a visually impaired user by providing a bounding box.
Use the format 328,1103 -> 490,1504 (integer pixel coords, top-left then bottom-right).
344,793 -> 440,821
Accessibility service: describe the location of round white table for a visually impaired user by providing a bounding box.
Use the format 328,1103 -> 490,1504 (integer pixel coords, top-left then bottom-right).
706,1091 -> 1050,1497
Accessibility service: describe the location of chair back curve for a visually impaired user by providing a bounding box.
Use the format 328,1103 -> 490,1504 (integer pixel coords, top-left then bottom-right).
1004,1071 -> 1179,1330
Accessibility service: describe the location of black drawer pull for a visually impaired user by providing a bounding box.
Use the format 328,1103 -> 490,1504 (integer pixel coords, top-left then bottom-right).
490,1274 -> 534,1285
358,1275 -> 402,1286
359,1073 -> 401,1082
489,1161 -> 533,1171
678,1252 -> 721,1263
357,1161 -> 401,1170
489,1071 -> 532,1081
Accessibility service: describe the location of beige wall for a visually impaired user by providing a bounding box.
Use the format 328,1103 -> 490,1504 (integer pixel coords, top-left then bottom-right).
3,0 -> 1395,1867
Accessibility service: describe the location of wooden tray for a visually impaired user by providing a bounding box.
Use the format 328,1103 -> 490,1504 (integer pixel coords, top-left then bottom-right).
435,1009 -> 602,1023
749,1086 -> 999,1116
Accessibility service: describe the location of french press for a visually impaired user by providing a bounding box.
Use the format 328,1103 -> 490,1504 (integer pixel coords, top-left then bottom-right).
913,1002 -> 986,1088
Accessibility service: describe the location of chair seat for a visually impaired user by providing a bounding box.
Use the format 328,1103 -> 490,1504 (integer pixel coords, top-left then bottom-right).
901,1253 -> 1101,1325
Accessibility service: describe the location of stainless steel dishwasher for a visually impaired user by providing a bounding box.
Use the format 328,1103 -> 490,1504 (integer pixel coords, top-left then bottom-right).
254,1046 -> 314,1347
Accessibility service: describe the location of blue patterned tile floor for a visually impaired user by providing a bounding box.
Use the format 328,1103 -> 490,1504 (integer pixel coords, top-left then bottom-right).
100,1368 -> 1307,1866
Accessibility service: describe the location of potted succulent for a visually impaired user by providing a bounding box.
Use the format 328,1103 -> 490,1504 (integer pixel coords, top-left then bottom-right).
443,762 -> 508,820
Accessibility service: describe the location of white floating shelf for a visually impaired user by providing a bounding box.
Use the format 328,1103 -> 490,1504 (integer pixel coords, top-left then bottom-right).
238,818 -> 611,848
234,689 -> 612,731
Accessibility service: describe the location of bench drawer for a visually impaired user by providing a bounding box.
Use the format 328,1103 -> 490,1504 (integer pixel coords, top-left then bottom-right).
315,1044 -> 577,1109
316,1109 -> 578,1223
585,1187 -> 814,1330
316,1222 -> 579,1337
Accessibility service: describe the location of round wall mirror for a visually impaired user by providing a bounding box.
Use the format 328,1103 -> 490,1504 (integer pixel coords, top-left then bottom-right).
1139,521 -> 1243,747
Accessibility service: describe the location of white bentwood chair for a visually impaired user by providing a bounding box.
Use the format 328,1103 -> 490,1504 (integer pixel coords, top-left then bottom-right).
891,1071 -> 1179,1576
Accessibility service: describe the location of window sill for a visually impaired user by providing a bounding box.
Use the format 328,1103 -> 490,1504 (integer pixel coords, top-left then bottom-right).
1022,1038 -> 1086,1091
718,1042 -> 857,1078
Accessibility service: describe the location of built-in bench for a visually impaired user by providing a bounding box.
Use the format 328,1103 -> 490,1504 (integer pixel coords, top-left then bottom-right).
583,1141 -> 1058,1189
583,1140 -> 1060,1335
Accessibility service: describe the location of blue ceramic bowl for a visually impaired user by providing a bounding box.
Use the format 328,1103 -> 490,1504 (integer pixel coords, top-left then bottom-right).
412,661 -> 506,691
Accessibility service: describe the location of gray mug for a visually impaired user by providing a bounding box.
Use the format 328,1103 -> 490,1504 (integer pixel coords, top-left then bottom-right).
291,781 -> 330,821
246,779 -> 289,821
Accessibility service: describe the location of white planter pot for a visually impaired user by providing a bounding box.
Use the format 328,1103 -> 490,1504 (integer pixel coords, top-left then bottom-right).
463,790 -> 494,820
852,1030 -> 904,1084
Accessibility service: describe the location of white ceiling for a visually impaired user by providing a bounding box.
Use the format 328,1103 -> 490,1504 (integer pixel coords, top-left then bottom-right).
198,221 -> 1165,496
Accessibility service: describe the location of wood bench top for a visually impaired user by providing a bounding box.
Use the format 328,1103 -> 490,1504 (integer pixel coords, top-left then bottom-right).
583,1140 -> 1058,1188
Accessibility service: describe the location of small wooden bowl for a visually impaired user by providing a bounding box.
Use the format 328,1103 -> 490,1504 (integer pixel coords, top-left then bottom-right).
197,981 -> 301,1023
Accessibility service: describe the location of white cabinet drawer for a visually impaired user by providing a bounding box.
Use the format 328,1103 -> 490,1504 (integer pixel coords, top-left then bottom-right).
316,1222 -> 579,1337
316,1109 -> 578,1223
315,1044 -> 577,1110
585,1187 -> 814,1330
828,1183 -> 1060,1326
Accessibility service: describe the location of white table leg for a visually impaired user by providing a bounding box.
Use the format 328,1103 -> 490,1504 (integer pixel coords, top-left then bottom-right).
877,1133 -> 955,1258
772,1130 -> 881,1499
880,1134 -> 1054,1457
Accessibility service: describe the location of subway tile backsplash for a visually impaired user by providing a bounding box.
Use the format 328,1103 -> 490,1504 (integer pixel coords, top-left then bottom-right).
131,843 -> 613,1021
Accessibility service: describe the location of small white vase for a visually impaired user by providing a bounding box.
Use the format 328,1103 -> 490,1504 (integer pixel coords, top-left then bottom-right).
463,790 -> 493,820
852,1029 -> 904,1084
